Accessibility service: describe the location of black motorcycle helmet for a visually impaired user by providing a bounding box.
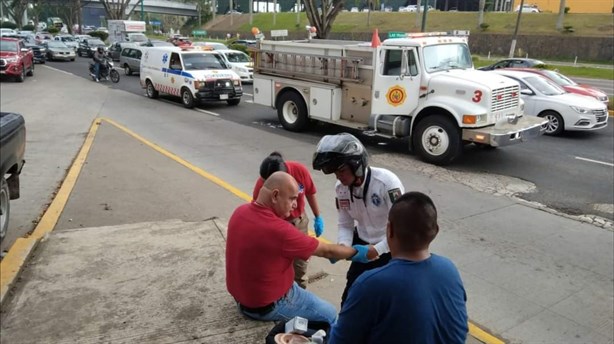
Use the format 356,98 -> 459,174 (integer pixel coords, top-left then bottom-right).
312,133 -> 368,178
97,46 -> 104,53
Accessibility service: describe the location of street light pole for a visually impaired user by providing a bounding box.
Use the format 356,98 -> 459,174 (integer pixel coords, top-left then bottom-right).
141,0 -> 144,21
509,0 -> 525,57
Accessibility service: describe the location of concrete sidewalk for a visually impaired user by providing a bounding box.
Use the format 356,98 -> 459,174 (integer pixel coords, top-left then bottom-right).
0,120 -> 486,343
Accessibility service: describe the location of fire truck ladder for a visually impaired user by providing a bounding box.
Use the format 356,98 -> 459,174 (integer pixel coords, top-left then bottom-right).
254,49 -> 363,84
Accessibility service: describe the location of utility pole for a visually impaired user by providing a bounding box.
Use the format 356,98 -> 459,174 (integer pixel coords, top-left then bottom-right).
250,0 -> 253,25
509,0 -> 524,57
295,0 -> 299,26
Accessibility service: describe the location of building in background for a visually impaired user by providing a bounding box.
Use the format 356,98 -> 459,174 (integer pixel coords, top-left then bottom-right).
511,0 -> 612,13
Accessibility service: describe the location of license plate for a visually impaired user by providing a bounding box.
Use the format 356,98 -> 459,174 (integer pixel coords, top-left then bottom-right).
220,94 -> 229,100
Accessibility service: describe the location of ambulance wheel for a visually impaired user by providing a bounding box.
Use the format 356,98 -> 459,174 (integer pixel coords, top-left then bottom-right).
227,98 -> 240,106
277,91 -> 308,132
412,114 -> 462,166
181,88 -> 195,108
146,80 -> 159,99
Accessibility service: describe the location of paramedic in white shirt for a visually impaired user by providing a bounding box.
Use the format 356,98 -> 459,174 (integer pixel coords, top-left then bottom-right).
312,133 -> 405,305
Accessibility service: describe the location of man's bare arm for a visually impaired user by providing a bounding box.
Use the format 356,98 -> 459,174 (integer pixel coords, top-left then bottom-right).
312,241 -> 357,260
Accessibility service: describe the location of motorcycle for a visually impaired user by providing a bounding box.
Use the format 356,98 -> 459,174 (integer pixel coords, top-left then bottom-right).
89,57 -> 120,83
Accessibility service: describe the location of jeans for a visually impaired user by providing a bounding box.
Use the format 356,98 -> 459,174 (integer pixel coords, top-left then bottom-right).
239,282 -> 338,325
94,62 -> 101,79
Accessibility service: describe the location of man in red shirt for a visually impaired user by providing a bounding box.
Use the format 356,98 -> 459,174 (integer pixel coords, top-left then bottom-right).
228,171 -> 358,324
253,152 -> 323,289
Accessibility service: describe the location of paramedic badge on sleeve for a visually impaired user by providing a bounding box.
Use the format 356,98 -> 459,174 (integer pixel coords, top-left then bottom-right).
387,188 -> 402,203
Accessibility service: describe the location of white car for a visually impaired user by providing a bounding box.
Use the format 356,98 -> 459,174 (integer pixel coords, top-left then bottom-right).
494,70 -> 608,135
216,49 -> 253,83
54,35 -> 78,51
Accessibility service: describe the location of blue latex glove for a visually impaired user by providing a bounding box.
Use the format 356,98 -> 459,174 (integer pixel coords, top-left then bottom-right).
350,244 -> 370,263
314,216 -> 324,237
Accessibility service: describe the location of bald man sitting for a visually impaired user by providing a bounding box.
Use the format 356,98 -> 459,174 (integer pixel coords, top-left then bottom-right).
226,171 -> 357,325
329,192 -> 468,344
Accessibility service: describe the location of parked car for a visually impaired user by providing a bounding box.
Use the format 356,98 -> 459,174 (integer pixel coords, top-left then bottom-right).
233,39 -> 257,48
494,70 -> 608,135
0,37 -> 34,82
140,40 -> 174,47
24,41 -> 46,64
54,35 -> 78,51
108,41 -> 138,61
350,6 -> 359,12
505,68 -> 610,106
0,112 -> 26,244
216,49 -> 253,83
34,32 -> 53,44
77,38 -> 107,57
192,41 -> 227,50
43,41 -> 76,61
478,58 -> 545,71
119,46 -> 142,75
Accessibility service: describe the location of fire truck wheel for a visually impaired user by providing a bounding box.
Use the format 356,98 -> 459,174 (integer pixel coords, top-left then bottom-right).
412,115 -> 462,165
181,88 -> 195,108
277,91 -> 308,132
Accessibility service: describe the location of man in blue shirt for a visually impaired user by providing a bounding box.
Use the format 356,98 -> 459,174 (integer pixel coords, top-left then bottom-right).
329,191 -> 468,344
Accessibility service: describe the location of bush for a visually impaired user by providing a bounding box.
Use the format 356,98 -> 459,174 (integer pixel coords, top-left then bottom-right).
89,31 -> 109,41
228,43 -> 248,53
479,23 -> 490,31
564,7 -> 570,13
22,24 -> 35,31
48,27 -> 59,34
0,21 -> 17,29
563,25 -> 575,33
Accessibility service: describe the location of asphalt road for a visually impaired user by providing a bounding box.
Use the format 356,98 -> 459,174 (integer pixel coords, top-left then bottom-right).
42,57 -> 614,220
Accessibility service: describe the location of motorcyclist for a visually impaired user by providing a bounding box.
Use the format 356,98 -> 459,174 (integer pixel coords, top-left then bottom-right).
92,46 -> 105,82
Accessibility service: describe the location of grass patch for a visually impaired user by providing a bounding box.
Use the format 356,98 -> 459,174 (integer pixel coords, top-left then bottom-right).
228,12 -> 614,37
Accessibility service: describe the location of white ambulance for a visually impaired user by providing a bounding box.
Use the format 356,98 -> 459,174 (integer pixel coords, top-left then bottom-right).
140,46 -> 243,108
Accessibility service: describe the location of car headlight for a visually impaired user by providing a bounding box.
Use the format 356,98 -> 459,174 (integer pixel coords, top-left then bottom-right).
238,67 -> 248,73
570,106 -> 590,114
233,80 -> 241,86
5,56 -> 18,62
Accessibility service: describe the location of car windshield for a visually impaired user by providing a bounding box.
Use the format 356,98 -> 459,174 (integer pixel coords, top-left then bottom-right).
542,70 -> 577,86
60,36 -> 75,42
226,52 -> 250,63
182,53 -> 228,70
129,33 -> 148,42
524,76 -> 566,95
193,42 -> 227,50
87,39 -> 105,46
48,41 -> 67,48
0,40 -> 18,52
423,43 -> 472,72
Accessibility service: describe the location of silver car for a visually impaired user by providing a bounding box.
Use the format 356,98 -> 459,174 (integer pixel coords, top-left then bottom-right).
54,35 -> 78,51
119,47 -> 142,75
44,41 -> 76,61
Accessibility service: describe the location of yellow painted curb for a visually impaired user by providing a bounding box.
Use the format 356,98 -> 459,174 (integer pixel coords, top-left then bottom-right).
0,118 -> 101,306
0,238 -> 39,304
469,322 -> 506,344
608,110 -> 613,117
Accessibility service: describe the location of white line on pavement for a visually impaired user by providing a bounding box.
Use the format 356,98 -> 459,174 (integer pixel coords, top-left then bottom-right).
243,93 -> 253,97
43,65 -> 75,76
575,156 -> 614,167
245,99 -> 253,103
194,108 -> 220,117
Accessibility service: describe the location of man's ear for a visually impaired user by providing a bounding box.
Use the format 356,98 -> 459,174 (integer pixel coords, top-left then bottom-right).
386,220 -> 393,239
271,189 -> 279,204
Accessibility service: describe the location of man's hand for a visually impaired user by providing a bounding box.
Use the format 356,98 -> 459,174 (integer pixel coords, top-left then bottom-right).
314,216 -> 324,237
349,245 -> 370,263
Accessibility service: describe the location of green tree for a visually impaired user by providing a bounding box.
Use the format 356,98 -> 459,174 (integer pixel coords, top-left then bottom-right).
1,0 -> 29,28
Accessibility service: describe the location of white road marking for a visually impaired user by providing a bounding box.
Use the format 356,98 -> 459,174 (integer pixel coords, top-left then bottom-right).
43,65 -> 75,76
243,92 -> 253,97
245,99 -> 253,103
194,108 -> 220,117
575,156 -> 614,167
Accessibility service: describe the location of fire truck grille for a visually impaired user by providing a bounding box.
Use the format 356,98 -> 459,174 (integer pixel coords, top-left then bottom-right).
491,85 -> 520,113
